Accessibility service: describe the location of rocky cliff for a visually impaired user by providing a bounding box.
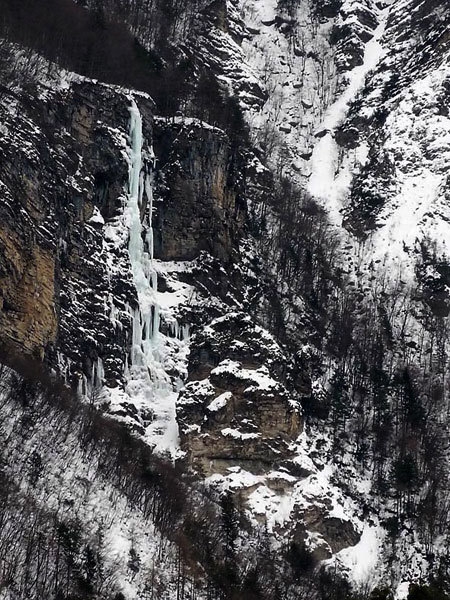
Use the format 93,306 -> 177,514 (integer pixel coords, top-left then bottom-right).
1,0 -> 450,598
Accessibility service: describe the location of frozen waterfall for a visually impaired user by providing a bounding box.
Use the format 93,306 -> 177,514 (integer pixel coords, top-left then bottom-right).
128,99 -> 160,362
123,97 -> 189,457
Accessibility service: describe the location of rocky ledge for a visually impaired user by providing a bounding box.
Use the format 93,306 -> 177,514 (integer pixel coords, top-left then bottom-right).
177,312 -> 303,475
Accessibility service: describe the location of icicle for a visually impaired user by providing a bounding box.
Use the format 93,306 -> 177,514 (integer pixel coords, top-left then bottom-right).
152,304 -> 160,341
82,374 -> 88,397
145,173 -> 154,261
182,325 -> 190,341
132,307 -> 143,365
96,357 -> 105,388
109,293 -> 118,328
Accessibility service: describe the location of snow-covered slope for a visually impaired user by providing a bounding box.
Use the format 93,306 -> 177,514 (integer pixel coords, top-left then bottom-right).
204,0 -> 450,295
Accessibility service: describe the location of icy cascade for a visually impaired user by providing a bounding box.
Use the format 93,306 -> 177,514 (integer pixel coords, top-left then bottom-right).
127,99 -> 159,360
123,98 -> 187,456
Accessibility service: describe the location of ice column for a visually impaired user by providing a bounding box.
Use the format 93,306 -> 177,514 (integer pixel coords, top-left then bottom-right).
127,98 -> 159,365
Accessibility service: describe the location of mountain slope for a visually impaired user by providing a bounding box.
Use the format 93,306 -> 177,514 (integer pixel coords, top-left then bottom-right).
1,0 -> 450,598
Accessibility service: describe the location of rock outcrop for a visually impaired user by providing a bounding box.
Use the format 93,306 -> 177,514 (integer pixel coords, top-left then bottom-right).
153,118 -> 246,263
177,313 -> 304,475
0,228 -> 57,359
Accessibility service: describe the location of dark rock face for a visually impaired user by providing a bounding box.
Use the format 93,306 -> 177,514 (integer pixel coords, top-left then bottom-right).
290,506 -> 361,560
202,0 -> 229,33
153,119 -> 246,263
0,79 -> 152,384
334,124 -> 360,149
330,0 -> 379,72
303,509 -> 360,554
311,0 -> 342,20
417,259 -> 450,318
177,313 -> 304,474
186,312 -> 293,381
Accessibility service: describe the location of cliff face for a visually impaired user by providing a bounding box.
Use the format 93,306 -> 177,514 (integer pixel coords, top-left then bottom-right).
153,118 -> 246,263
0,75 -> 246,384
0,80 -> 136,375
178,312 -> 304,474
1,0 -> 450,596
0,227 -> 56,359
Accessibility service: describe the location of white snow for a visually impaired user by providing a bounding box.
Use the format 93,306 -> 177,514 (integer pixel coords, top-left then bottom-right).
364,65 -> 450,279
395,582 -> 411,599
88,205 -> 105,226
334,524 -> 383,584
207,391 -> 232,412
308,5 -> 389,223
221,427 -> 261,440
211,359 -> 281,393
208,466 -> 263,492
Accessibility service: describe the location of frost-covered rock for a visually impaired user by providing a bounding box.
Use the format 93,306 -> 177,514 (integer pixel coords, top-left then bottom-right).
177,313 -> 303,474
0,76 -> 145,381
